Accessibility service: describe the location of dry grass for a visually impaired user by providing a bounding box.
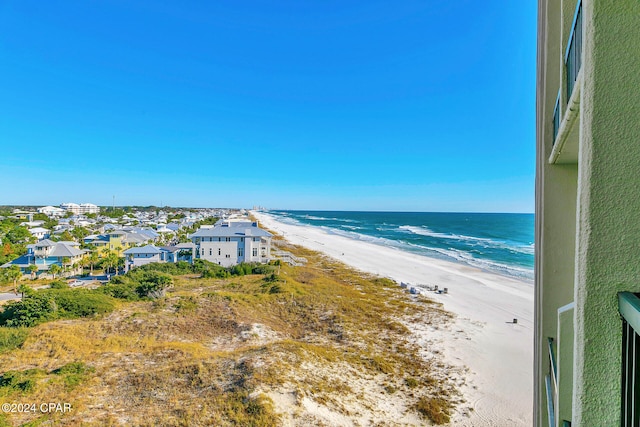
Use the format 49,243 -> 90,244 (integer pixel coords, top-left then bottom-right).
0,242 -> 458,426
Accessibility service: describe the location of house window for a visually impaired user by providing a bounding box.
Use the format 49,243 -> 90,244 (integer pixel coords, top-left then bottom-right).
254,238 -> 259,242
241,237 -> 244,242
226,254 -> 230,258
209,248 -> 212,256
218,237 -> 221,242
238,248 -> 244,257
226,237 -> 231,242
218,249 -> 221,256
201,249 -> 204,255
252,248 -> 258,257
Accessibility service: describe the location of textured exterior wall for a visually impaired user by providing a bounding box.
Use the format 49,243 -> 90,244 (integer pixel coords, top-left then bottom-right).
535,1 -> 576,425
572,0 -> 640,425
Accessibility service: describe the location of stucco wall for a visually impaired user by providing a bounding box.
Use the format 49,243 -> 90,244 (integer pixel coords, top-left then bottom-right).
572,0 -> 640,425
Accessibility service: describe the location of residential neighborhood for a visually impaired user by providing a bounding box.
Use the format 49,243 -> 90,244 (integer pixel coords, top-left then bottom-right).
0,203 -> 272,284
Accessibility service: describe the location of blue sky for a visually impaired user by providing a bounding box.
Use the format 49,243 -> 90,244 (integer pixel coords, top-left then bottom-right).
0,1 -> 536,212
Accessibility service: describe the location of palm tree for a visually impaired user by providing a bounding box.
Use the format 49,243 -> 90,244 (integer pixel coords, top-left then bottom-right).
104,253 -> 119,275
16,283 -> 33,300
49,264 -> 61,279
7,265 -> 22,294
27,264 -> 38,280
61,257 -> 72,276
88,251 -> 99,276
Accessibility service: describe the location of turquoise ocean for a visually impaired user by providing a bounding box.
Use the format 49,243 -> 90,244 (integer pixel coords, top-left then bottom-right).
265,211 -> 535,281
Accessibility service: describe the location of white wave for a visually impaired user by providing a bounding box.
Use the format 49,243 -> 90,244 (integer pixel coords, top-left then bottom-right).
342,225 -> 362,230
398,225 -> 535,254
305,215 -> 328,221
421,246 -> 534,279
398,225 -> 500,245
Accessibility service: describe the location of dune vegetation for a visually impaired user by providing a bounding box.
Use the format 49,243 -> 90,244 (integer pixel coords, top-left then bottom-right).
0,238 -> 461,426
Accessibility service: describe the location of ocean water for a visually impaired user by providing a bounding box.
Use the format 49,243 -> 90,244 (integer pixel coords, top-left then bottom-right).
265,210 -> 535,281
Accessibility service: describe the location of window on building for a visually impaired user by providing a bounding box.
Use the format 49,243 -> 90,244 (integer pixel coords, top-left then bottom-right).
218,249 -> 221,256
254,237 -> 259,242
201,249 -> 204,255
209,248 -> 212,256
238,248 -> 244,257
252,248 -> 258,257
241,237 -> 244,242
226,237 -> 231,242
226,254 -> 230,258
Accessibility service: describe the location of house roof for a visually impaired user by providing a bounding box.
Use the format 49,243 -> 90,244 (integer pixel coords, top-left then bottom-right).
190,224 -> 272,238
35,239 -> 56,248
1,254 -> 32,268
123,245 -> 162,255
176,242 -> 196,249
29,227 -> 50,233
159,246 -> 181,253
49,243 -> 86,258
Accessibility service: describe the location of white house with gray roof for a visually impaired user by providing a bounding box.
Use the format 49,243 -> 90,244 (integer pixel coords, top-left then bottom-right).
190,220 -> 272,267
123,245 -> 163,271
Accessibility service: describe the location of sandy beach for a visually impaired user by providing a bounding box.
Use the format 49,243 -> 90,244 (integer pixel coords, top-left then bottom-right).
252,211 -> 533,426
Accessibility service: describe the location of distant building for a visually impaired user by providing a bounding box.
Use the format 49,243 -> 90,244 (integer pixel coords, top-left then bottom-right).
28,227 -> 50,240
38,206 -> 66,217
190,220 -> 272,267
60,203 -> 81,214
60,202 -> 100,215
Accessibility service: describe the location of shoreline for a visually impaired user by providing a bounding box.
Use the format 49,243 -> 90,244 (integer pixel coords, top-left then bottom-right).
252,211 -> 533,426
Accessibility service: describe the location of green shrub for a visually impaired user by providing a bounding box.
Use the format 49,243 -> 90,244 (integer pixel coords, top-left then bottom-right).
0,289 -> 117,327
175,296 -> 198,313
0,369 -> 45,394
98,281 -> 140,301
135,271 -> 173,299
49,280 -> 69,289
0,294 -> 55,327
52,361 -> 95,388
0,327 -> 29,353
45,289 -> 116,318
137,261 -> 193,275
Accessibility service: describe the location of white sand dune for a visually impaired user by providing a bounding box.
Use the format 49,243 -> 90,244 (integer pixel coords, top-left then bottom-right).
252,211 -> 533,426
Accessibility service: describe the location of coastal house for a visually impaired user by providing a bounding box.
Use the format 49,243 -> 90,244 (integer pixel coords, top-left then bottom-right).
84,228 -> 157,254
535,1 -> 640,426
123,245 -> 163,271
29,227 -> 50,240
1,239 -> 86,274
122,244 -> 193,271
190,220 -> 272,267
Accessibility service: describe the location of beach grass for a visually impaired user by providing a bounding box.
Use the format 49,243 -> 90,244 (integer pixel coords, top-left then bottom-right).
0,241 -> 459,426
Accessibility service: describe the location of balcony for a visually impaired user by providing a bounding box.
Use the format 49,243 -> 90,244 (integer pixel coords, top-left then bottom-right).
565,1 -> 583,101
549,0 -> 583,164
546,302 -> 574,427
553,92 -> 561,143
619,292 -> 640,426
